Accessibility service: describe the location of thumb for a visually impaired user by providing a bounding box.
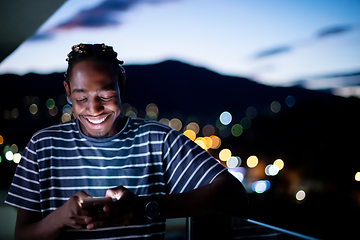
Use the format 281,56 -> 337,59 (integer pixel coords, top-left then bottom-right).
106,185 -> 127,200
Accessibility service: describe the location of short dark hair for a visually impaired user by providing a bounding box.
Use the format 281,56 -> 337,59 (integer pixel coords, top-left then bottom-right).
64,43 -> 126,96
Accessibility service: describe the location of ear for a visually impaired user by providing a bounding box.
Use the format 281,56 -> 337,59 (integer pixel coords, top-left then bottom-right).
63,81 -> 71,98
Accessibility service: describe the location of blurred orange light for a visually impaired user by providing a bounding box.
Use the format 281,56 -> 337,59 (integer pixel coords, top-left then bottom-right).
183,129 -> 196,141
210,135 -> 221,149
195,138 -> 207,150
247,155 -> 259,168
0,135 -> 3,145
219,149 -> 232,161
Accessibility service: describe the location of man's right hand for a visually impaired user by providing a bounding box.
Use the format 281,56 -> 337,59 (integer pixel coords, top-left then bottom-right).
55,190 -> 92,229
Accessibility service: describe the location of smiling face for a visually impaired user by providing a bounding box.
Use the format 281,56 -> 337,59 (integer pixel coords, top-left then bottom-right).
64,60 -> 122,138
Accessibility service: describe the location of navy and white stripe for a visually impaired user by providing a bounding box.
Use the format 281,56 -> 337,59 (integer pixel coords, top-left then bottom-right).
5,117 -> 225,239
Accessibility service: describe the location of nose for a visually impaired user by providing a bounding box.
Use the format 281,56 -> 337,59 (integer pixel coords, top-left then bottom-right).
86,97 -> 104,115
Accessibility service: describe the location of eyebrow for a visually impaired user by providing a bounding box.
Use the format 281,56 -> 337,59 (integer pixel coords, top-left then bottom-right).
72,84 -> 117,94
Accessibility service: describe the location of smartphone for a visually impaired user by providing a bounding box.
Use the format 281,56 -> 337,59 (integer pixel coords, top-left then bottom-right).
81,197 -> 114,209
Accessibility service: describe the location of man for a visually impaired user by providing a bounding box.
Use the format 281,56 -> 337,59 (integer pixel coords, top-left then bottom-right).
5,43 -> 248,240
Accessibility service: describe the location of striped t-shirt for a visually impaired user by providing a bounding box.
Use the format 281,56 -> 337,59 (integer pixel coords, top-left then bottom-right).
5,117 -> 226,239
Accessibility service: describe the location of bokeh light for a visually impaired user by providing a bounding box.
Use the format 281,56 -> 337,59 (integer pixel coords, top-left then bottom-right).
210,135 -> 221,149
11,108 -> 19,119
46,98 -> 55,110
0,135 -> 3,145
240,117 -> 251,130
159,118 -> 170,126
226,156 -> 241,168
270,101 -> 281,113
355,172 -> 360,181
265,164 -> 279,176
246,106 -> 257,119
219,149 -> 232,161
202,124 -> 215,136
186,122 -> 200,135
11,144 -> 18,153
252,180 -> 271,194
169,118 -> 182,131
194,138 -> 207,150
296,190 -> 306,201
49,106 -> 58,117
219,111 -> 232,125
231,124 -> 243,137
62,104 -> 72,114
146,103 -> 159,119
183,129 -> 196,141
273,159 -> 284,170
29,104 -> 38,115
247,155 -> 259,168
202,137 -> 213,149
5,151 -> 14,161
13,153 -> 21,164
286,95 -> 296,107
61,113 -> 72,123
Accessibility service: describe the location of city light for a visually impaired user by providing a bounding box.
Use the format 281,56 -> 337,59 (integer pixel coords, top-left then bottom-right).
252,180 -> 271,194
219,111 -> 232,125
265,164 -> 280,176
46,98 -> 55,109
209,135 -> 221,149
219,149 -> 232,161
145,103 -> 158,119
231,124 -> 243,137
169,118 -> 182,131
226,156 -> 241,168
273,159 -> 284,170
270,101 -> 281,113
286,95 -> 296,107
355,172 -> 360,181
186,122 -> 200,135
202,124 -> 215,136
29,104 -> 38,115
0,135 -> 3,145
159,118 -> 170,126
246,106 -> 257,119
247,155 -> 259,168
194,138 -> 207,150
13,153 -> 21,164
5,151 -> 14,161
296,190 -> 306,201
183,129 -> 196,141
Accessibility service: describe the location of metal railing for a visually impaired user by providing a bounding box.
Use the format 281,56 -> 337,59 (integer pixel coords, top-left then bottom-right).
186,215 -> 320,240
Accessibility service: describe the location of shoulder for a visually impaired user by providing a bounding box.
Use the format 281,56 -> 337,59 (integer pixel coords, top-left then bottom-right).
127,117 -> 173,133
31,119 -> 79,141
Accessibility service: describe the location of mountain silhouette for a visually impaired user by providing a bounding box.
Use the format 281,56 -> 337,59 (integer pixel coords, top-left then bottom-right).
0,60 -> 359,239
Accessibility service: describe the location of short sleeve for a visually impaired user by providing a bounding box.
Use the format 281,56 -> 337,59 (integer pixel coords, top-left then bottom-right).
5,137 -> 41,212
162,129 -> 226,194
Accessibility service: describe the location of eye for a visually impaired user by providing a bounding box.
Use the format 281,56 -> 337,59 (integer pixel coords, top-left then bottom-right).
100,96 -> 115,101
76,98 -> 88,102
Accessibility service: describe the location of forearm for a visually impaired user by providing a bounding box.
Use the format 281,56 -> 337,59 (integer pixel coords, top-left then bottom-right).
151,171 -> 248,219
15,208 -> 67,240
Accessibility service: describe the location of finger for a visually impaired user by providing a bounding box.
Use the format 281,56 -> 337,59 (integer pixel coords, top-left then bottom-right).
106,185 -> 126,199
76,190 -> 92,202
68,215 -> 89,229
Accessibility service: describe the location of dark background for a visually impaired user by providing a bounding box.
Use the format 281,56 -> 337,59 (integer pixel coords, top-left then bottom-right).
1,60 -> 359,239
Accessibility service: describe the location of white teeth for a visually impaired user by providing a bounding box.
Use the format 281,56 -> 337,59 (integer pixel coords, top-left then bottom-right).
87,116 -> 107,124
